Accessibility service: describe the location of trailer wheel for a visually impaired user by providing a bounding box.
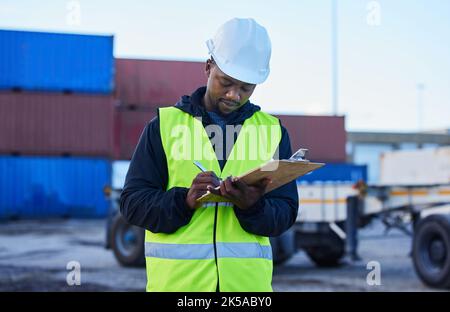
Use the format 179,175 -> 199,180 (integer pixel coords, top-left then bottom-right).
305,233 -> 345,267
110,214 -> 145,267
413,214 -> 450,289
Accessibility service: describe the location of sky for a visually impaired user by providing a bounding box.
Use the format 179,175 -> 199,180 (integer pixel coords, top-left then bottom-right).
1,0 -> 449,132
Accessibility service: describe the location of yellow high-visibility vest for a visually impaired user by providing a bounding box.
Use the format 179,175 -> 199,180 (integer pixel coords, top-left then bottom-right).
145,106 -> 281,292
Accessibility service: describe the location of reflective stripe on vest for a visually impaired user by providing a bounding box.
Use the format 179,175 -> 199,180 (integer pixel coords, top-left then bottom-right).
145,242 -> 273,260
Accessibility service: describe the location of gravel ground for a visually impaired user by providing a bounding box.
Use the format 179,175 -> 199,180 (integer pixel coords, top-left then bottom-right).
0,218 -> 444,292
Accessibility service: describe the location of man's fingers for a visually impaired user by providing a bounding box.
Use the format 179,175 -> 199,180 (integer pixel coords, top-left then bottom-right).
208,171 -> 220,181
194,182 -> 219,190
219,179 -> 228,196
191,187 -> 207,196
224,177 -> 241,197
231,177 -> 247,191
223,177 -> 233,193
199,171 -> 215,176
194,173 -> 220,186
207,185 -> 221,195
194,177 -> 220,186
253,177 -> 271,192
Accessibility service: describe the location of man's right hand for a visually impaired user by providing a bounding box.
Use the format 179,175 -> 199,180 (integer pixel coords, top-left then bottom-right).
186,172 -> 221,209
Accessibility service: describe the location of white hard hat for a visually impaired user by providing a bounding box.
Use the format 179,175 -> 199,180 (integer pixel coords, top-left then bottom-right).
206,18 -> 272,84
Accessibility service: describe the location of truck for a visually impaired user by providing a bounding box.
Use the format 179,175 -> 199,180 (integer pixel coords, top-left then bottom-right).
366,147 -> 450,288
291,147 -> 450,288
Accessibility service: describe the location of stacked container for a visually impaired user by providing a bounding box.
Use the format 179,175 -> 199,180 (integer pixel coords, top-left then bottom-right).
113,107 -> 156,160
0,29 -> 114,93
0,92 -> 114,156
113,58 -> 206,161
0,29 -> 115,219
115,58 -> 206,108
0,156 -> 111,219
275,114 -> 347,163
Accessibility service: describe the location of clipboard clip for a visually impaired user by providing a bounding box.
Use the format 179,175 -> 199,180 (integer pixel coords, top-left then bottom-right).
289,148 -> 309,162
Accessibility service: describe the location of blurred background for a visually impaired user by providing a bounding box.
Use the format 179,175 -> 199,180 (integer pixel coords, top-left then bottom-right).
0,0 -> 449,292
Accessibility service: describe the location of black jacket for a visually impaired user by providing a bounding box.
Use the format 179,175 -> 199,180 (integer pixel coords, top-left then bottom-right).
120,87 -> 299,237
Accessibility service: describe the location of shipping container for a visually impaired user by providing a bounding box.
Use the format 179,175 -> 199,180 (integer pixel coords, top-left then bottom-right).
112,160 -> 131,189
114,108 -> 156,160
297,183 -> 357,223
275,115 -> 347,163
0,92 -> 115,157
0,29 -> 114,93
297,163 -> 367,183
115,58 -> 206,108
0,156 -> 111,219
379,147 -> 450,185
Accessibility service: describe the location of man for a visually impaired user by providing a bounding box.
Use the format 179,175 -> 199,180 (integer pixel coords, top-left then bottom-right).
120,18 -> 299,292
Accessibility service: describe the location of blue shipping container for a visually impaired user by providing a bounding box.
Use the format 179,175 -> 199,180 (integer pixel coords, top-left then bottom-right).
0,29 -> 114,93
0,156 -> 111,219
298,163 -> 367,183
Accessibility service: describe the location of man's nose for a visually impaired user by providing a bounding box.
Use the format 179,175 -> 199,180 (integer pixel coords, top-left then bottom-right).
225,88 -> 241,103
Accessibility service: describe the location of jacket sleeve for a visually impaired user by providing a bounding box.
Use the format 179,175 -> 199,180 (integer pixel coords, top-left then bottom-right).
233,125 -> 299,237
119,116 -> 195,234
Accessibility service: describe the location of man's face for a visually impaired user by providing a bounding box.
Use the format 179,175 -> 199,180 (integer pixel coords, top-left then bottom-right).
204,59 -> 256,115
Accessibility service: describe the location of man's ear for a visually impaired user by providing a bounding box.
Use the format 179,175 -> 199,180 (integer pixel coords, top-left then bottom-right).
205,59 -> 213,78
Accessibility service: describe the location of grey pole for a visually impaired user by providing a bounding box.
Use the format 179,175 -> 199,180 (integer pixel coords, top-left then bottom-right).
331,0 -> 339,116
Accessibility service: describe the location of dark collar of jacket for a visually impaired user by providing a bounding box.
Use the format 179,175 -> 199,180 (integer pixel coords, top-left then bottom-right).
174,86 -> 262,126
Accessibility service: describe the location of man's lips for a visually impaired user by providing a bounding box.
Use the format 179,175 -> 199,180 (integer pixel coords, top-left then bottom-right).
220,100 -> 240,107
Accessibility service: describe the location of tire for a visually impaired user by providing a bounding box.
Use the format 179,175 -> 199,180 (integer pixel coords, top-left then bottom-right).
412,214 -> 450,289
305,233 -> 345,267
110,214 -> 145,267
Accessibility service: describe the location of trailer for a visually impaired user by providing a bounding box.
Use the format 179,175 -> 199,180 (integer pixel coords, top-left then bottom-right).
362,183 -> 450,288
291,147 -> 450,289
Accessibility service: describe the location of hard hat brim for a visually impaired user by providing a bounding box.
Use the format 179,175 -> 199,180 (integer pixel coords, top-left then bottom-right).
206,39 -> 270,85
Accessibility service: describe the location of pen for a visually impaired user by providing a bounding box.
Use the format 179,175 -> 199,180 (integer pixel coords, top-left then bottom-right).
193,160 -> 208,172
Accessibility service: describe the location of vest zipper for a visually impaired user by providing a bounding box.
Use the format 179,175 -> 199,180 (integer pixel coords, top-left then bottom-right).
213,202 -> 219,292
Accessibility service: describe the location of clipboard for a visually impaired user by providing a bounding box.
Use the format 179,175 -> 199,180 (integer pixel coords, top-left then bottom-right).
196,148 -> 325,203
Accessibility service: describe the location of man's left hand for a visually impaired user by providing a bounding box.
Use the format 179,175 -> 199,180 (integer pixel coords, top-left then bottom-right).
207,176 -> 271,210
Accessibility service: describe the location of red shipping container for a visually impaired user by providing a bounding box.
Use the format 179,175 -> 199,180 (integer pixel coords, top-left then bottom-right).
115,58 -> 207,108
0,92 -> 115,157
275,115 -> 347,163
114,108 -> 156,160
